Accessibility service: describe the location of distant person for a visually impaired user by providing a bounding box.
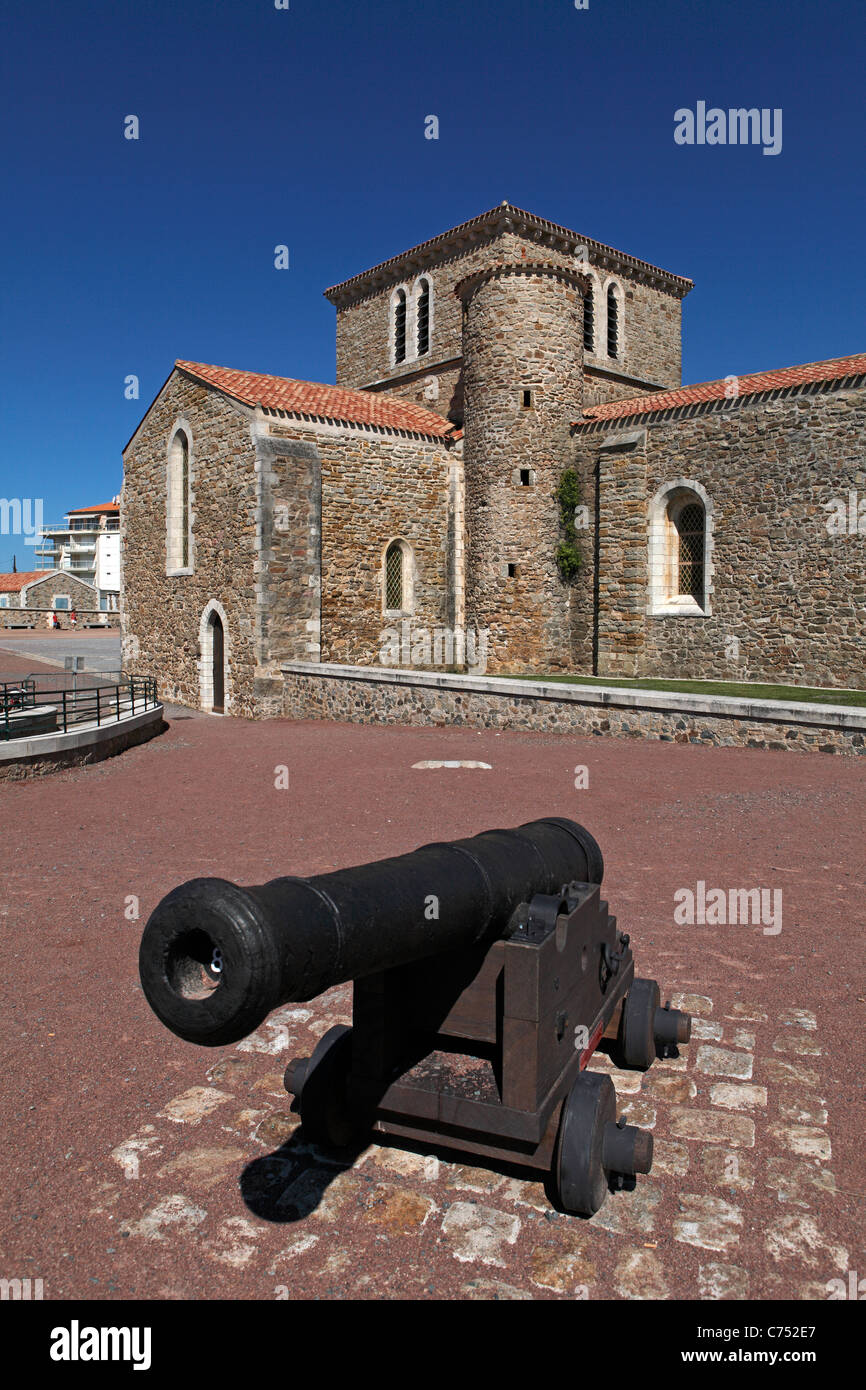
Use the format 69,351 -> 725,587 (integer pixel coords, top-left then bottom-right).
51,612 -> 59,630
69,609 -> 77,628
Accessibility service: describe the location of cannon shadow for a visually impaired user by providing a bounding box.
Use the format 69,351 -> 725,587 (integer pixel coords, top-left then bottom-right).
238,1027 -> 680,1223
239,1127 -> 370,1223
238,1101 -> 642,1225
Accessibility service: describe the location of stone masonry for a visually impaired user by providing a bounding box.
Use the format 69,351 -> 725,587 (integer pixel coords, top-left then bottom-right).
574,381 -> 866,685
280,663 -> 866,757
121,203 -> 865,714
459,261 -> 586,671
327,203 -> 690,422
122,373 -> 261,716
122,367 -> 457,714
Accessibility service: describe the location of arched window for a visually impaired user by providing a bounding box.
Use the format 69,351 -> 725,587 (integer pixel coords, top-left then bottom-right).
393,288 -> 407,365
167,426 -> 192,573
674,501 -> 705,602
416,277 -> 431,356
383,538 -> 413,615
607,284 -> 620,359
385,541 -> 404,611
647,481 -> 713,616
583,282 -> 595,353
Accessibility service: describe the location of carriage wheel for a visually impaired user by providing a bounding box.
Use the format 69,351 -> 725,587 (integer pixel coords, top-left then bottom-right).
293,1025 -> 356,1148
620,977 -> 661,1070
553,1071 -> 617,1216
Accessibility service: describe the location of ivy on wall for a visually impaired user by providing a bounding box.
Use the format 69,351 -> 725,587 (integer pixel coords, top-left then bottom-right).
555,469 -> 583,580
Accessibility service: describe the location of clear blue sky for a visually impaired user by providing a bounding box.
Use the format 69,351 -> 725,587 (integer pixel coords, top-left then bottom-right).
1,0 -> 863,571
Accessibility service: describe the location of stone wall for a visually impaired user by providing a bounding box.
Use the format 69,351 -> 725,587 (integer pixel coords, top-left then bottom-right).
460,262 -> 587,673
122,369 -> 460,714
21,572 -> 98,611
250,415 -> 457,676
363,363 -> 464,426
250,428 -> 321,714
121,371 -> 262,716
315,424 -> 455,668
574,381 -> 866,687
0,609 -> 119,630
280,663 -> 866,757
332,223 -> 686,424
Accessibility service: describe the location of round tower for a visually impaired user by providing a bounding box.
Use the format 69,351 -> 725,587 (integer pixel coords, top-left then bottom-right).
456,260 -> 586,672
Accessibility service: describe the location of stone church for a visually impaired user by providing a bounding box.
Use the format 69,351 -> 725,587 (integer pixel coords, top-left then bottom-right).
121,202 -> 865,716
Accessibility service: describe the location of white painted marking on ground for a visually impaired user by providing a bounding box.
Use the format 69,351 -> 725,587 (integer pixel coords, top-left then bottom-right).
412,760 -> 492,770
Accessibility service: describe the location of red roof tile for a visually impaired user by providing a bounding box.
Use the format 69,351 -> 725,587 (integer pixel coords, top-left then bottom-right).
67,502 -> 119,515
175,362 -> 458,440
0,571 -> 52,593
579,353 -> 866,424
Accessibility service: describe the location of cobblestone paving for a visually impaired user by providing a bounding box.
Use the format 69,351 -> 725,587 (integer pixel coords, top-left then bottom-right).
81,989 -> 850,1301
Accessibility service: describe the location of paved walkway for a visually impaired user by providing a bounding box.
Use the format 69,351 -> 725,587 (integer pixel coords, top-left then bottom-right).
0,630 -> 121,673
0,709 -> 862,1300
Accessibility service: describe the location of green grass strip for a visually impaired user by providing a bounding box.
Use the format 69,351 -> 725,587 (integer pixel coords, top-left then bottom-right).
485,672 -> 866,708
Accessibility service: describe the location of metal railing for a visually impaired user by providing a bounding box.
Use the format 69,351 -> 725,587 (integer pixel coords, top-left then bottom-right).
1,673 -> 159,741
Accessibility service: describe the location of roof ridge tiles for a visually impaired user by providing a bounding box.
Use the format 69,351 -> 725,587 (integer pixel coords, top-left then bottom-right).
323,203 -> 693,301
576,352 -> 866,426
175,361 -> 458,441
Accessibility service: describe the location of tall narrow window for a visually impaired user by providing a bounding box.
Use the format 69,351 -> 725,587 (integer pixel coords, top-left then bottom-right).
583,284 -> 594,352
394,289 -> 407,365
675,502 -> 705,602
416,278 -> 431,356
385,541 -> 403,611
607,285 -> 619,359
180,433 -> 189,568
167,427 -> 191,572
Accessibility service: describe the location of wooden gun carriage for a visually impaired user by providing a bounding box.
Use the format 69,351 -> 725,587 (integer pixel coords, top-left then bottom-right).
139,819 -> 690,1215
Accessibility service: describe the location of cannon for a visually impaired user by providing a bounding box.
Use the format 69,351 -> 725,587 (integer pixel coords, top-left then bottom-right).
139,818 -> 690,1216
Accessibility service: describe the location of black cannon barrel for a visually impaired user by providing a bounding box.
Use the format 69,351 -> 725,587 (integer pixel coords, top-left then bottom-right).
138,817 -> 604,1047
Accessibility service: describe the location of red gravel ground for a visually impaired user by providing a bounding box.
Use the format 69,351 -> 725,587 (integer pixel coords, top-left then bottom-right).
1,704 -> 863,1302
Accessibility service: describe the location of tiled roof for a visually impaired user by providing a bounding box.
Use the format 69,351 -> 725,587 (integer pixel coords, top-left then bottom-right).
324,203 -> 693,302
0,571 -> 51,593
175,361 -> 458,440
579,353 -> 866,424
67,502 -> 119,515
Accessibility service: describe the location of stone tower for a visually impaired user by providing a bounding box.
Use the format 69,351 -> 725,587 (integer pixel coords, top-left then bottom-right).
456,260 -> 586,672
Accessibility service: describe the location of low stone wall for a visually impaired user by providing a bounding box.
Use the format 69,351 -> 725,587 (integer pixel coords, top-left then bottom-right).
0,705 -> 165,781
280,662 -> 866,756
0,609 -> 119,631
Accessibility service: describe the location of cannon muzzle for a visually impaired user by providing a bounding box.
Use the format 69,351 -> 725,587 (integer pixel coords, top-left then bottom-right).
139,817 -> 604,1047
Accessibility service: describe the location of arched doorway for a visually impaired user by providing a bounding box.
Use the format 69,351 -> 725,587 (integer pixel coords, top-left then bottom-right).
199,601 -> 229,714
210,612 -> 225,714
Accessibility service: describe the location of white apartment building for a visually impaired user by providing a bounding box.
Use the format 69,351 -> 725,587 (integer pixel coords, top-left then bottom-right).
35,498 -> 121,608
